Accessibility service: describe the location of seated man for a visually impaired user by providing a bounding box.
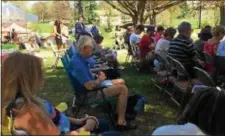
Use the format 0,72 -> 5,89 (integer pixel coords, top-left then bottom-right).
138,26 -> 155,72
168,21 -> 203,78
129,25 -> 145,57
69,36 -> 136,130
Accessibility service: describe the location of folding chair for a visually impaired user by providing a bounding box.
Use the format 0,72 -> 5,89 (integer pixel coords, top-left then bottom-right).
61,54 -> 117,127
152,53 -> 172,97
51,43 -> 67,70
170,58 -> 196,106
203,51 -> 215,65
194,67 -> 216,87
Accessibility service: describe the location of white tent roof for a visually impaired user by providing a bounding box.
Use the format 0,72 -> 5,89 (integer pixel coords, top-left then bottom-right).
2,2 -> 38,23
2,23 -> 31,33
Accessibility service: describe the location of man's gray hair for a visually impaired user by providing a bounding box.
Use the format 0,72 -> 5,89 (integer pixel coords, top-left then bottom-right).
178,21 -> 192,33
76,35 -> 94,51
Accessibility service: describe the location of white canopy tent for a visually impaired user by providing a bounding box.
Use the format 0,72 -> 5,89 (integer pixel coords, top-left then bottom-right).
2,2 -> 38,23
2,23 -> 31,33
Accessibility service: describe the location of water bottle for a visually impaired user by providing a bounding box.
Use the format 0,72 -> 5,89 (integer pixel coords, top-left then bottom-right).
134,97 -> 145,113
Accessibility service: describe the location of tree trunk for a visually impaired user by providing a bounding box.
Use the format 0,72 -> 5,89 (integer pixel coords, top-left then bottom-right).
149,12 -> 156,25
132,16 -> 138,26
42,12 -> 44,23
220,5 -> 225,26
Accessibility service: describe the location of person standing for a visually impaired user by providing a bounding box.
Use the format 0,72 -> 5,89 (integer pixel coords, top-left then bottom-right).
54,20 -> 63,50
75,16 -> 86,41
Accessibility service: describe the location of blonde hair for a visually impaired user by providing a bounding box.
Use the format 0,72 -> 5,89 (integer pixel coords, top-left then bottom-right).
2,52 -> 44,108
212,25 -> 225,37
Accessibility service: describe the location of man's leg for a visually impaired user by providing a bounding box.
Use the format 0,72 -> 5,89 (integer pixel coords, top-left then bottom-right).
111,79 -> 125,85
103,85 -> 128,125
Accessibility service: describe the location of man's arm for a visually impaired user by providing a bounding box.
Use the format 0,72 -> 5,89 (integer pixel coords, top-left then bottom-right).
84,79 -> 101,90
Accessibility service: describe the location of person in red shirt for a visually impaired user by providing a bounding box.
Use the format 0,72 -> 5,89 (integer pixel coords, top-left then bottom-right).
154,25 -> 165,44
204,25 -> 225,74
138,26 -> 155,72
138,26 -> 155,60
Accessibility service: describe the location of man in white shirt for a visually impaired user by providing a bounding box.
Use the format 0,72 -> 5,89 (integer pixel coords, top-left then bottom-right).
129,25 -> 145,56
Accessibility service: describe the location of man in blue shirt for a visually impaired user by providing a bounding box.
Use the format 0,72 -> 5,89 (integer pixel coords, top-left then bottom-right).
69,35 -> 136,130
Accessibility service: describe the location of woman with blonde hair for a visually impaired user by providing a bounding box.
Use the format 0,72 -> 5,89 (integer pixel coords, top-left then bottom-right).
1,52 -> 116,135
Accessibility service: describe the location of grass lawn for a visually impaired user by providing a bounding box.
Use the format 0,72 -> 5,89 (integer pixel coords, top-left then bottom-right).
2,44 -> 17,50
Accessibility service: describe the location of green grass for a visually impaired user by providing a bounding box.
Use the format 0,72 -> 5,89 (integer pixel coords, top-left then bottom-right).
28,23 -> 53,35
36,48 -> 177,135
2,44 -> 17,50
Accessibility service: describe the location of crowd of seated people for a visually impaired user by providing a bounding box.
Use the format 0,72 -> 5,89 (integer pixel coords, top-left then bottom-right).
150,22 -> 225,135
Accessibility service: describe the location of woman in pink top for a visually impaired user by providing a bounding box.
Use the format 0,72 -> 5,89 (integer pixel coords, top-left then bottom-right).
204,25 -> 225,74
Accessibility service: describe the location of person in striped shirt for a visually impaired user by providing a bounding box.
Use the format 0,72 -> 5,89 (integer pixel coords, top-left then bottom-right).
168,21 -> 203,78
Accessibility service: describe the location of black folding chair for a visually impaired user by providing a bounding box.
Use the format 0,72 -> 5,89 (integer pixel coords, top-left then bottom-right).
152,53 -> 172,97
203,51 -> 215,65
194,67 -> 216,87
167,57 -> 195,106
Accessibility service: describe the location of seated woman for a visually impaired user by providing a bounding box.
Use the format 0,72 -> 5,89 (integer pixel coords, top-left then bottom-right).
153,87 -> 225,135
1,52 -> 117,135
203,25 -> 225,74
193,27 -> 212,61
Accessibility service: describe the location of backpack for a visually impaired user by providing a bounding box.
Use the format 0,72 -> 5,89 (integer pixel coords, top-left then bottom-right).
126,94 -> 146,120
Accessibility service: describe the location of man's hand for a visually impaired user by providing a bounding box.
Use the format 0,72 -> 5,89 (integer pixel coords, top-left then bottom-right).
96,71 -> 106,82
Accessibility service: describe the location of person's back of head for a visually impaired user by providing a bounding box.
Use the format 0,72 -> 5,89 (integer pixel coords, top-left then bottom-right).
157,25 -> 165,33
2,52 -> 44,108
198,28 -> 212,41
164,27 -> 177,40
135,24 -> 145,34
178,87 -> 225,135
146,26 -> 156,36
211,25 -> 225,41
204,25 -> 212,30
178,21 -> 192,38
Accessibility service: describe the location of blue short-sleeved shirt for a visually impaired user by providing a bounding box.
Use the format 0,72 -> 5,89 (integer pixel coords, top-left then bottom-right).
217,40 -> 225,56
69,52 -> 94,86
129,33 -> 141,47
